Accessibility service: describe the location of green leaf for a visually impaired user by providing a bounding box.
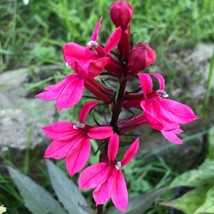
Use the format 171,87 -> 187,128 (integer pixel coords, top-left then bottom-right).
106,187 -> 169,214
207,126 -> 214,159
161,187 -> 208,214
195,186 -> 214,214
170,165 -> 214,188
46,160 -> 92,214
8,166 -> 67,214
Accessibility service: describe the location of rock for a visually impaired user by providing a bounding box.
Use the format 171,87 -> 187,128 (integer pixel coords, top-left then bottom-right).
0,68 -> 55,156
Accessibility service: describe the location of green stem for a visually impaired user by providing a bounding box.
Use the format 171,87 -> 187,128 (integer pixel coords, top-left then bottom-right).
110,74 -> 128,133
97,205 -> 103,214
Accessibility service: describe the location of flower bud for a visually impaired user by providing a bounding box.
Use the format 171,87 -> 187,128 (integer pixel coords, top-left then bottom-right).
110,1 -> 133,30
128,43 -> 156,74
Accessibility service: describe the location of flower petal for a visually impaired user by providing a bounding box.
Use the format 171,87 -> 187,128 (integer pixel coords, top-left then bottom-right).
66,138 -> 91,177
158,99 -> 198,124
56,75 -> 84,111
91,17 -> 102,41
138,73 -> 153,98
88,126 -> 113,139
108,133 -> 119,162
44,132 -> 83,159
88,57 -> 110,77
79,163 -> 110,189
104,27 -> 122,54
161,128 -> 183,144
121,138 -> 139,166
151,73 -> 165,90
35,75 -> 72,100
79,101 -> 99,123
111,170 -> 128,212
93,168 -> 116,205
42,122 -> 75,139
63,42 -> 96,67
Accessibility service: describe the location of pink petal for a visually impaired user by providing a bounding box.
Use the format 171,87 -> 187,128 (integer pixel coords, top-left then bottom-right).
138,73 -> 153,98
151,73 -> 165,90
91,17 -> 102,41
35,76 -> 72,100
66,138 -> 91,177
44,138 -> 77,159
42,122 -> 75,139
71,61 -> 89,79
44,131 -> 84,159
78,101 -> 99,123
104,27 -> 122,54
161,128 -> 183,144
141,100 -> 179,129
88,57 -> 110,77
158,99 -> 198,124
88,126 -> 113,139
121,138 -> 139,166
108,134 -> 119,162
63,42 -> 96,66
93,168 -> 116,205
56,75 -> 84,111
111,170 -> 128,212
79,163 -> 111,189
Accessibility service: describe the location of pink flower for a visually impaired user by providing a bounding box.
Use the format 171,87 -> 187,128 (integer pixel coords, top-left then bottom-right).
79,134 -> 139,212
138,73 -> 198,129
36,45 -> 112,110
43,101 -> 113,177
128,43 -> 156,74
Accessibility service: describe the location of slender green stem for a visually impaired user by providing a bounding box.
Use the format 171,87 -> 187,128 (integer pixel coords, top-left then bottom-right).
110,74 -> 128,133
97,205 -> 103,214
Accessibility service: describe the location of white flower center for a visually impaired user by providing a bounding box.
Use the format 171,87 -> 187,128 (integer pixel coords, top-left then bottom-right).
73,123 -> 85,129
156,89 -> 168,98
115,161 -> 121,170
87,40 -> 98,47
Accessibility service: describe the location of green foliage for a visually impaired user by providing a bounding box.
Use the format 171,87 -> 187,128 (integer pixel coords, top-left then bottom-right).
8,166 -> 67,214
106,187 -> 169,214
46,160 -> 91,214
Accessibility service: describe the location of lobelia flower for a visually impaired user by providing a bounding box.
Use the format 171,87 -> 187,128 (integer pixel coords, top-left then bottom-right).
128,43 -> 156,74
36,44 -> 111,110
79,133 -> 139,212
87,17 -> 123,77
36,18 -> 122,110
43,101 -> 113,177
121,73 -> 198,144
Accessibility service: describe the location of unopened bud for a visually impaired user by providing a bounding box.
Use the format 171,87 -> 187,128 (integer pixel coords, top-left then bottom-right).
110,1 -> 133,30
128,43 -> 156,74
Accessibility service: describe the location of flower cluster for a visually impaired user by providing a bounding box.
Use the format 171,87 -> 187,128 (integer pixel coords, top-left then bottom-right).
37,0 -> 198,212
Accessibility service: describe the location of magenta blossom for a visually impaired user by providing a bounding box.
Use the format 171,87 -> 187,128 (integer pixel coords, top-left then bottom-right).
36,45 -> 111,110
79,134 -> 139,212
138,73 -> 198,129
43,101 -> 113,177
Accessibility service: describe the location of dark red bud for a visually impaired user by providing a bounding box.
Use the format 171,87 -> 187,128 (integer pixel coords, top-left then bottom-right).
128,43 -> 156,74
110,1 -> 133,30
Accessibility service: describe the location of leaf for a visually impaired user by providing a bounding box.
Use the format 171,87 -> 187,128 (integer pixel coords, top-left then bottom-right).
195,186 -> 214,214
207,126 -> 214,159
106,187 -> 169,214
170,166 -> 214,188
8,166 -> 67,214
161,187 -> 208,214
46,160 -> 92,214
